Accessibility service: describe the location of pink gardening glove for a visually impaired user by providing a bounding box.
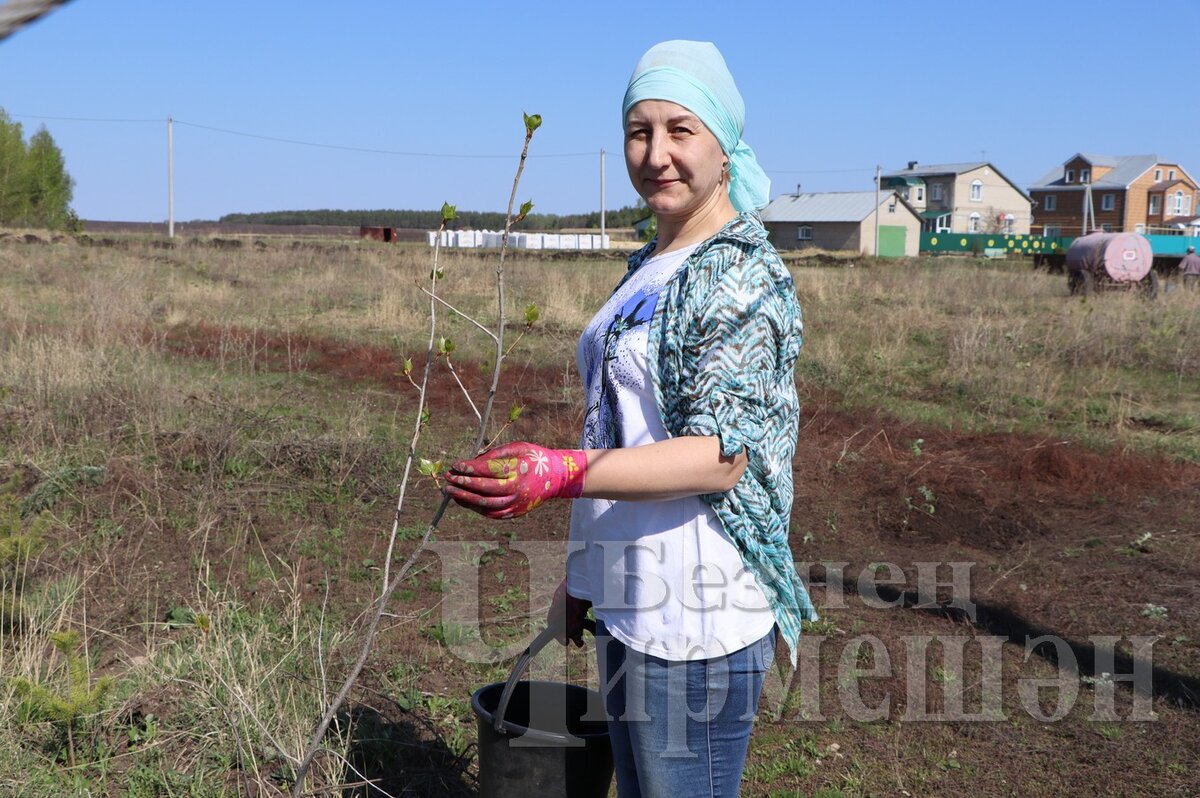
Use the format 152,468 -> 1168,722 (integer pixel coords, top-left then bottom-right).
444,441 -> 588,520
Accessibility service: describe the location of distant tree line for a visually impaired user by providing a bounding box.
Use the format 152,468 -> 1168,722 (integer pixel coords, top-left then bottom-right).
0,109 -> 76,230
218,204 -> 650,230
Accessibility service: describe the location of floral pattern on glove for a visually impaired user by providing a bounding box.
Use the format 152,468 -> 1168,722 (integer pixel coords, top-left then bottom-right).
444,441 -> 588,520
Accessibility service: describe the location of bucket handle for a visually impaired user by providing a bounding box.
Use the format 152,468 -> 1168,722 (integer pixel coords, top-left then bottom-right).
492,617 -> 596,734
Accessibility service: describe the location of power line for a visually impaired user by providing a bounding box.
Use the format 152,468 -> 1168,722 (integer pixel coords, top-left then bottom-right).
767,166 -> 877,175
6,114 -> 1040,182
173,119 -> 596,159
10,112 -> 597,159
11,113 -> 160,123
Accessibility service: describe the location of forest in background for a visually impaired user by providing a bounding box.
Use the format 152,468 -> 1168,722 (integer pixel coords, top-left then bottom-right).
218,204 -> 649,230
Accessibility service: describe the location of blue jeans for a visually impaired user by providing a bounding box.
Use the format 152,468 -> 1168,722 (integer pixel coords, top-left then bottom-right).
593,619 -> 776,798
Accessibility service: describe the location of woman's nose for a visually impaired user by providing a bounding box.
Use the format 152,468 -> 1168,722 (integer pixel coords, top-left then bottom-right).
645,134 -> 670,169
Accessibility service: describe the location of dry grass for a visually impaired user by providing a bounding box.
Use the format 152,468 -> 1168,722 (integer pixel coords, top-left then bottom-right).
792,258 -> 1200,459
4,237 -> 1197,460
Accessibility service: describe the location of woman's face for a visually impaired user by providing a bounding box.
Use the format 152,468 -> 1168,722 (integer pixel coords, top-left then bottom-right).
624,99 -> 727,223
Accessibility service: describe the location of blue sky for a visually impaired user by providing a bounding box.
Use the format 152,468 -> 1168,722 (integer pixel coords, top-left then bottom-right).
2,0 -> 1197,222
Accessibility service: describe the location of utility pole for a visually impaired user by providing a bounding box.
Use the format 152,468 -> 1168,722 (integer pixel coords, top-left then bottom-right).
167,115 -> 175,238
874,164 -> 881,256
600,148 -> 606,249
1083,182 -> 1094,235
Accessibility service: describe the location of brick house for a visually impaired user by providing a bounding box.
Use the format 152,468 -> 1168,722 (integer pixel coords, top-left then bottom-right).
880,161 -> 1032,235
1028,153 -> 1199,236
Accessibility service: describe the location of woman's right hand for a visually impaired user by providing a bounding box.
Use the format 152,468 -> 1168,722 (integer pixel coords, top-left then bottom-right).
547,578 -> 592,647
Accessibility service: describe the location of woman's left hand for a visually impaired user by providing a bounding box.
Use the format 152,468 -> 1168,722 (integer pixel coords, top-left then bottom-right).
444,441 -> 588,519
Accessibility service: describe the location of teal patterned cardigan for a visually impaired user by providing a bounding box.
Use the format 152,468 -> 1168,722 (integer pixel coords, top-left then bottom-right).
618,211 -> 817,665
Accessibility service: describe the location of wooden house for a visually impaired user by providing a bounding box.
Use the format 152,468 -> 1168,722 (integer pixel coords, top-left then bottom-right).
1028,154 -> 1199,236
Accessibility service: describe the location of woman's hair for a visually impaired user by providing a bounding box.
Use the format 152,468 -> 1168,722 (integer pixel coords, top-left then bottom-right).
623,40 -> 770,211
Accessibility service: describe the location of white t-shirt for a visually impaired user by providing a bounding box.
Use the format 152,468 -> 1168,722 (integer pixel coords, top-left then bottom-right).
566,243 -> 774,661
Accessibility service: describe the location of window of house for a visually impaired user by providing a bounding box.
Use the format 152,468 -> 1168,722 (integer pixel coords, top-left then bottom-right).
969,212 -> 981,232
931,183 -> 943,202
1185,194 -> 1193,215
1101,194 -> 1115,211
971,180 -> 983,201
1044,224 -> 1061,237
1043,194 -> 1057,211
1100,224 -> 1113,232
1080,169 -> 1090,184
1065,169 -> 1075,183
1169,169 -> 1176,180
1003,215 -> 1015,233
1135,223 -> 1146,234
915,186 -> 924,202
888,202 -> 896,213
1154,169 -> 1162,182
798,225 -> 812,241
1149,194 -> 1161,215
1173,191 -> 1184,215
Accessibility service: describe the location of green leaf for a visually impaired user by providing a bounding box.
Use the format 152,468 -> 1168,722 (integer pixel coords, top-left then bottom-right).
508,402 -> 524,424
419,408 -> 430,424
523,112 -> 542,134
402,357 -> 413,377
523,303 -> 540,327
437,336 -> 455,356
165,606 -> 196,629
417,458 -> 437,476
429,267 -> 444,280
441,202 -> 457,222
519,199 -> 534,218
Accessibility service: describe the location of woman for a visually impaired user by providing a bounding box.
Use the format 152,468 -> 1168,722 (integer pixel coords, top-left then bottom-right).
446,40 -> 816,797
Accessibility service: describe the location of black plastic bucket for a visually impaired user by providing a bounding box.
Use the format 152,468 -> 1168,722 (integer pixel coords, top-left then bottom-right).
470,622 -> 613,797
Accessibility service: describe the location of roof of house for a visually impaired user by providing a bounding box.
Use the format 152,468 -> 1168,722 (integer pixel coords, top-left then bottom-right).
882,161 -> 1029,200
882,161 -> 988,179
1029,154 -> 1160,190
1068,153 -> 1119,168
761,191 -> 913,223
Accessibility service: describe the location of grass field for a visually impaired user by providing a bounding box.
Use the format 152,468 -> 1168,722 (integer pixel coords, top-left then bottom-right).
1,231 -> 1198,796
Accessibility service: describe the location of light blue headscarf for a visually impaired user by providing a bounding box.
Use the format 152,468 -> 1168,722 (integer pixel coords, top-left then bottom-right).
622,40 -> 770,212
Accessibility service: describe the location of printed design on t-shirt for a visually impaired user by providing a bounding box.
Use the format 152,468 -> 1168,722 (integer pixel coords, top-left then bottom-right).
582,286 -> 659,449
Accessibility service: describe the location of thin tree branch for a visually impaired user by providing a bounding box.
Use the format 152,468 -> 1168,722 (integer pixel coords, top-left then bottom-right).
292,217 -> 449,792
443,357 -> 482,422
415,285 -> 499,343
472,124 -> 536,455
291,118 -> 540,794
